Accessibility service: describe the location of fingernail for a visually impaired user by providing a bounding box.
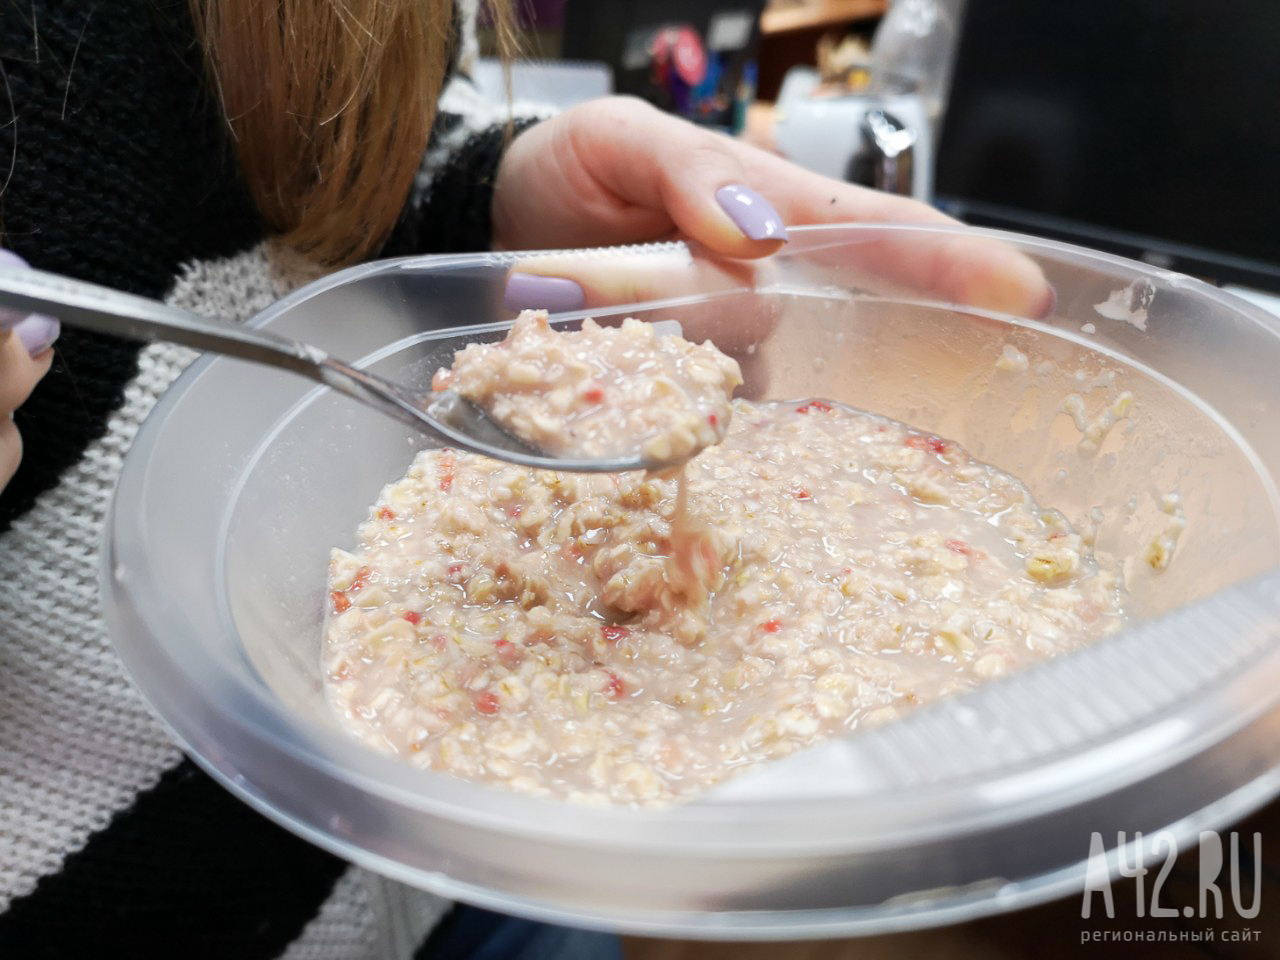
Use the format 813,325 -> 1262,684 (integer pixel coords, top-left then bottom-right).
13,314 -> 60,355
0,249 -> 34,332
0,248 -> 30,270
715,184 -> 788,242
503,273 -> 586,313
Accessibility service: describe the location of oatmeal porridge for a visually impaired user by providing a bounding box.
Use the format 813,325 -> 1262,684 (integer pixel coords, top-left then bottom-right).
324,396 -> 1125,806
432,310 -> 742,463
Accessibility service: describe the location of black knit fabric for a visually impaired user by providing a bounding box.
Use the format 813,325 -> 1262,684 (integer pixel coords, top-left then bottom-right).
0,760 -> 349,959
0,2 -> 530,955
0,2 -> 514,530
0,0 -> 262,531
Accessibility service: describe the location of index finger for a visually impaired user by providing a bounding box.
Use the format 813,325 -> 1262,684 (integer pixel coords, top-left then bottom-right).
734,146 -> 1055,319
501,217 -> 1054,334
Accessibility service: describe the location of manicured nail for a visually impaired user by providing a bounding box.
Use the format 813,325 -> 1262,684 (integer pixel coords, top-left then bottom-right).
0,249 -> 31,328
13,314 -> 60,355
0,248 -> 29,271
0,249 -> 55,345
716,184 -> 788,242
503,273 -> 587,313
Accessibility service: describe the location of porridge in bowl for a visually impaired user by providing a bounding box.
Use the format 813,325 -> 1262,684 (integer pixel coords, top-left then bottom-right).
323,316 -> 1124,805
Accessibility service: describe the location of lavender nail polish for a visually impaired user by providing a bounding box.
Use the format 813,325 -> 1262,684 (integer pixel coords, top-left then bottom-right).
0,249 -> 55,346
0,248 -> 29,271
503,273 -> 586,313
715,185 -> 788,242
13,314 -> 60,355
0,249 -> 29,330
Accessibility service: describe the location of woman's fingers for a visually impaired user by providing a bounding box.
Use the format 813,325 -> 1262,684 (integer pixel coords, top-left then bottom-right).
732,147 -> 1055,318
577,101 -> 789,257
503,248 -> 750,313
0,320 -> 57,415
1,249 -> 60,491
0,411 -> 22,491
493,98 -> 787,258
495,95 -> 1054,320
565,99 -> 790,258
500,248 -> 769,357
0,328 -> 56,489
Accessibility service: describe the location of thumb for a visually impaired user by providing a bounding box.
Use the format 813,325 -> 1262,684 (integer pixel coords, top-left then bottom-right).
587,100 -> 789,258
651,126 -> 789,258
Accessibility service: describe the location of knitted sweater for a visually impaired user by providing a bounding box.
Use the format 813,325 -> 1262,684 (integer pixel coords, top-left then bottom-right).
0,3 -> 544,956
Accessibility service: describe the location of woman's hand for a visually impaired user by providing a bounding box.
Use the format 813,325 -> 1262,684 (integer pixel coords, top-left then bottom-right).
492,97 -> 1053,318
1,250 -> 59,493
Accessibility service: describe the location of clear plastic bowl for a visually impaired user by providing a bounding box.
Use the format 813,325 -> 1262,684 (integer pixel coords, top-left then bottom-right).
104,225 -> 1280,937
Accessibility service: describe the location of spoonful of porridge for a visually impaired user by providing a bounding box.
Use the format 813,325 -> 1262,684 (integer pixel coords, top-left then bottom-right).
429,310 -> 742,470
0,267 -> 738,473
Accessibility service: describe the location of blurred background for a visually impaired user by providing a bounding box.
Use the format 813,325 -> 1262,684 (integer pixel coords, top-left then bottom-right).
476,0 -> 1280,310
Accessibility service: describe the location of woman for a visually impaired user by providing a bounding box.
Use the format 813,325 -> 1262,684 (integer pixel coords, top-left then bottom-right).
0,2 -> 1052,957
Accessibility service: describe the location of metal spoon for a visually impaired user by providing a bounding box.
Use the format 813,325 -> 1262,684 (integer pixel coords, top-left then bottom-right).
0,266 -> 670,473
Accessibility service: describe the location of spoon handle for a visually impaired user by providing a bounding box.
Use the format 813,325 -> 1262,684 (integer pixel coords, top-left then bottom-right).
0,266 -> 325,376
0,265 -> 653,472
0,265 -> 467,441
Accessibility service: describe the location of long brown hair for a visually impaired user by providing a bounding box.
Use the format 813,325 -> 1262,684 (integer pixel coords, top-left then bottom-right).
190,0 -> 517,267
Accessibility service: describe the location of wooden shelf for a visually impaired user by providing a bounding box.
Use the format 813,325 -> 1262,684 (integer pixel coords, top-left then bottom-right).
760,0 -> 887,35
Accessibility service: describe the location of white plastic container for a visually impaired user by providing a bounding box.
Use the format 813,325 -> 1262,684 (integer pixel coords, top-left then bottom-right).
103,224 -> 1280,937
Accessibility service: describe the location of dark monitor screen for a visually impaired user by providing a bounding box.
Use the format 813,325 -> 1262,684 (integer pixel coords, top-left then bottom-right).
935,0 -> 1280,291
